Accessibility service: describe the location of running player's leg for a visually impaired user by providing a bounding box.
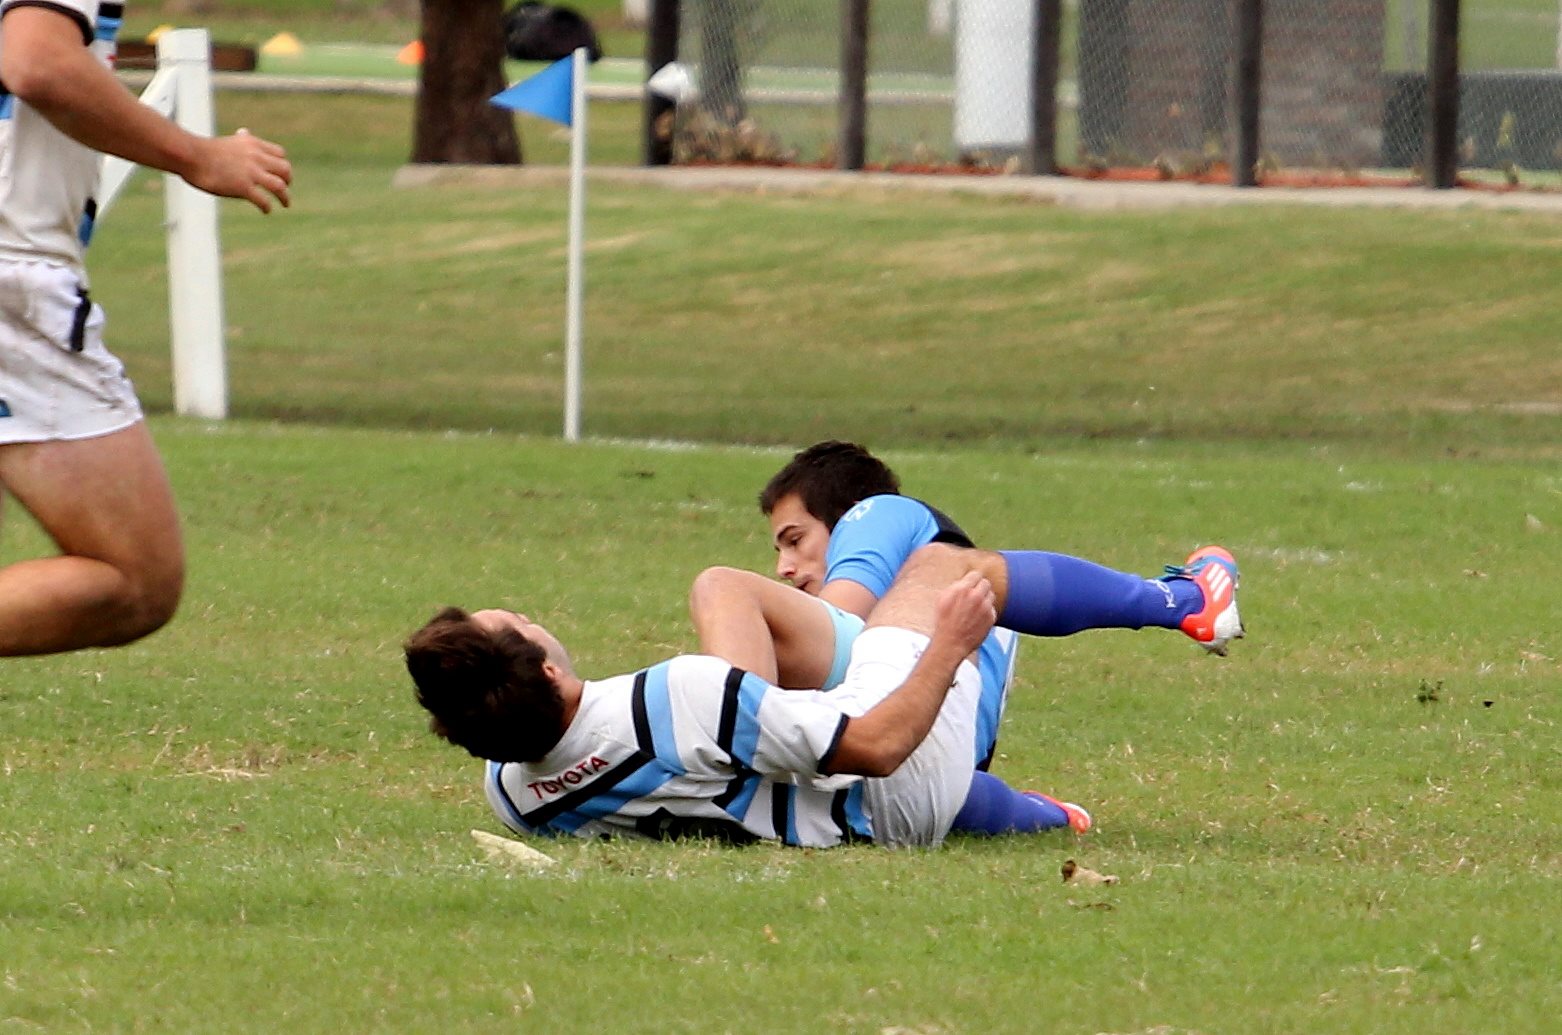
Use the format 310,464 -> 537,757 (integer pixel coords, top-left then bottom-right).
0,422 -> 183,655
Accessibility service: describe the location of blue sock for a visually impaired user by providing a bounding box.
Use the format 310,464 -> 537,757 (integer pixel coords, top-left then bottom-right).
950,770 -> 1070,835
997,550 -> 1202,636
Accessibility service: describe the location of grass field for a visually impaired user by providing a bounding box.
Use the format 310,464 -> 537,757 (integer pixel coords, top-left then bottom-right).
3,426 -> 1559,1032
3,17 -> 1562,1034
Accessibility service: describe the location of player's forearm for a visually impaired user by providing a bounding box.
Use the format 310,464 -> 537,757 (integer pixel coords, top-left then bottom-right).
2,28 -> 204,177
825,635 -> 967,777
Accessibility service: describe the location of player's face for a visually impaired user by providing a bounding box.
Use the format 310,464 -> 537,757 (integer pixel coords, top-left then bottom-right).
768,492 -> 831,596
471,608 -> 576,675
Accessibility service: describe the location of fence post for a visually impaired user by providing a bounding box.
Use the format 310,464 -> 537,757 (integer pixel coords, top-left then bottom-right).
839,0 -> 870,170
1231,0 -> 1263,187
1026,0 -> 1061,174
160,29 -> 227,420
643,0 -> 680,165
1427,0 -> 1460,188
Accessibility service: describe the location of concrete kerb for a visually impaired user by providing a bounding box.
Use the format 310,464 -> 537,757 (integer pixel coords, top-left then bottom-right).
393,163 -> 1562,214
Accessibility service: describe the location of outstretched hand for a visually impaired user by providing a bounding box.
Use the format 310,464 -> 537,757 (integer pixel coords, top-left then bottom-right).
187,128 -> 293,213
932,571 -> 996,657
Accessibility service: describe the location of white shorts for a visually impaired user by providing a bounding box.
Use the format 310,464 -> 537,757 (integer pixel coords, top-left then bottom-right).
0,259 -> 143,444
832,626 -> 981,849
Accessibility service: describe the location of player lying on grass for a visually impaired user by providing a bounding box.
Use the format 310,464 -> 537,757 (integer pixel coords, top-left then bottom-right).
405,544 -> 1088,847
688,440 -> 1241,834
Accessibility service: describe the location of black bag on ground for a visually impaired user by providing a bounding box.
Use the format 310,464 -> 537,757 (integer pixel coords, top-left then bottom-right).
503,1 -> 603,63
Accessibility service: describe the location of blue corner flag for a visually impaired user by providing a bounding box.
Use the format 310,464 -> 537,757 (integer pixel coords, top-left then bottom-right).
491,57 -> 574,126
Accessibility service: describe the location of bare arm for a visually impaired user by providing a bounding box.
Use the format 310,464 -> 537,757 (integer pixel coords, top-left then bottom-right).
824,572 -> 996,777
1,7 -> 292,212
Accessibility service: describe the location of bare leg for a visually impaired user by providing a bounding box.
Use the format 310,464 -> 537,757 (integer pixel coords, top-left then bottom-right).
688,566 -> 838,688
0,422 -> 184,655
865,543 -> 998,636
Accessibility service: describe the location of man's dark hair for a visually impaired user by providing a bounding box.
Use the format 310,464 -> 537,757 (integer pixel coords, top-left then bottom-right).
758,440 -> 901,530
404,607 -> 566,763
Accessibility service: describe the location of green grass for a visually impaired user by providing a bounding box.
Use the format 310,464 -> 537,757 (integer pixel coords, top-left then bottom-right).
2,425 -> 1559,1032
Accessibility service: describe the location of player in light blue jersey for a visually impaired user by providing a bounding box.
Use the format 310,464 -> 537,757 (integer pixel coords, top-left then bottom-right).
406,545 -> 1087,848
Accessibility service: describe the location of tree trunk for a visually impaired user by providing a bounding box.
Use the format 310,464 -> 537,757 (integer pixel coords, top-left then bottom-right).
412,0 -> 522,164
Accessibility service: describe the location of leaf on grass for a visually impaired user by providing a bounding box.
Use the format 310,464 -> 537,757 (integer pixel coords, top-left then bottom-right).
470,829 -> 558,870
1061,859 -> 1119,886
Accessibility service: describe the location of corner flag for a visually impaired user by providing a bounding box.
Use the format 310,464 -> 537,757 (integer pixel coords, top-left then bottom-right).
490,47 -> 592,443
491,57 -> 575,126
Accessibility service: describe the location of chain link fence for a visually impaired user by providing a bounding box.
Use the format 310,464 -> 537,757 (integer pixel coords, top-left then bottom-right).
666,0 -> 1562,178
672,0 -> 1059,166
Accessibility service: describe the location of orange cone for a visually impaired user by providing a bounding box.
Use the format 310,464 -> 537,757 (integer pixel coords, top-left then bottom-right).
396,40 -> 424,66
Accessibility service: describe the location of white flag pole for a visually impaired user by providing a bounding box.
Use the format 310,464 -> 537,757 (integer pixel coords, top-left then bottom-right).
563,46 -> 588,442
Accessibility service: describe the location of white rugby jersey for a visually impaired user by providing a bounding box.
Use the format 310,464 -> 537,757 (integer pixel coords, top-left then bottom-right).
0,0 -> 122,275
483,655 -> 874,847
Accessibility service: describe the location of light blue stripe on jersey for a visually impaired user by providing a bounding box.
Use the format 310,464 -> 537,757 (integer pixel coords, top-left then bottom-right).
719,771 -> 763,821
974,628 -> 1020,766
727,671 -> 769,769
0,94 -> 13,120
844,783 -> 871,840
96,13 -> 122,42
549,763 -> 680,834
639,662 -> 683,771
487,761 -> 532,832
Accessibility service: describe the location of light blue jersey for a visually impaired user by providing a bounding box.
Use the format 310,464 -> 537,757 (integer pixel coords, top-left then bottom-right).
822,494 -> 1017,767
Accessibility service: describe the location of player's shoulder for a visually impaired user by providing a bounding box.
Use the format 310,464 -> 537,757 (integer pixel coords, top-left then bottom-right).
837,493 -> 931,527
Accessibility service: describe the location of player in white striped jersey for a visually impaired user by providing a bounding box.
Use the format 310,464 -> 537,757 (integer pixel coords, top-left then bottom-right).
407,545 -> 1041,848
0,1 -> 289,655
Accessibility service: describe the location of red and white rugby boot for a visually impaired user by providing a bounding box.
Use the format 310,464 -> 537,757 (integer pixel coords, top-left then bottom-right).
1023,792 -> 1093,834
1163,545 -> 1244,656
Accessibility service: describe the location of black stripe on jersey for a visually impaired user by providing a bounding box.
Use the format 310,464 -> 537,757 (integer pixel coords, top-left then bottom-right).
68,284 -> 90,352
916,498 -> 976,549
630,670 -> 654,755
829,788 -> 866,845
634,807 -> 759,845
715,665 -> 745,759
815,714 -> 850,776
521,753 -> 654,828
98,2 -> 124,18
4,2 -> 94,46
771,783 -> 791,843
712,770 -> 751,812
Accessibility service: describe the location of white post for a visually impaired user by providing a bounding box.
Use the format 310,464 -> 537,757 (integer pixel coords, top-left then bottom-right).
563,47 -> 588,443
159,29 -> 228,420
